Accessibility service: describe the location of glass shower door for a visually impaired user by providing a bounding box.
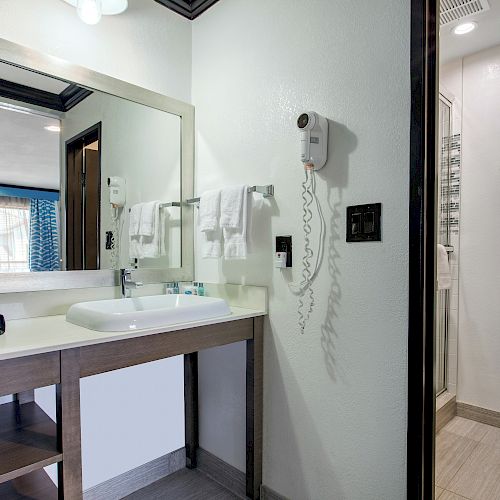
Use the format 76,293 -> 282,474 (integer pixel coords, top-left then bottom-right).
435,95 -> 452,396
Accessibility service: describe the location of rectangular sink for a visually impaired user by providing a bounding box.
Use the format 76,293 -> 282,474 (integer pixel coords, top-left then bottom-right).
66,294 -> 231,332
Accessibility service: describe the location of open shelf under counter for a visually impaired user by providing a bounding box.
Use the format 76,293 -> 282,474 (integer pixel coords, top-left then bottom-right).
0,469 -> 57,499
0,401 -> 62,484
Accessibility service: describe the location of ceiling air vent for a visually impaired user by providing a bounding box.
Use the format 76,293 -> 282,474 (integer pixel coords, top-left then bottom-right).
440,0 -> 490,26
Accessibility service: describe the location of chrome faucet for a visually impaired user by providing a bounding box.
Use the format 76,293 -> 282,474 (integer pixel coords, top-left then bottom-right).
120,268 -> 143,298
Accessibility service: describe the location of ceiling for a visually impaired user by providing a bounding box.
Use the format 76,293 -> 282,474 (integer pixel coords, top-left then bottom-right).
440,0 -> 500,63
154,0 -> 220,20
0,106 -> 60,190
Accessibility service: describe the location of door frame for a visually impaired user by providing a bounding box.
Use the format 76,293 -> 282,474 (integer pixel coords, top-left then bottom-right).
408,0 -> 438,499
65,122 -> 102,270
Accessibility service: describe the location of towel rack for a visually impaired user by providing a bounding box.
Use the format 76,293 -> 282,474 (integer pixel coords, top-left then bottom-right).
128,202 -> 181,212
185,185 -> 274,205
159,202 -> 181,208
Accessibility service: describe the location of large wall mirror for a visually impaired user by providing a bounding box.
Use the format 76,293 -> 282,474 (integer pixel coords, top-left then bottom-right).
0,39 -> 194,292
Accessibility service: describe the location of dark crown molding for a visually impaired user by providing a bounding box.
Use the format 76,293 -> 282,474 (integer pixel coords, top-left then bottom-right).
154,0 -> 220,20
0,79 -> 92,112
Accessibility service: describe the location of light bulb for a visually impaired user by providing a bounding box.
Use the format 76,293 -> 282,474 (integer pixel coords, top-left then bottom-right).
77,0 -> 102,25
453,22 -> 477,35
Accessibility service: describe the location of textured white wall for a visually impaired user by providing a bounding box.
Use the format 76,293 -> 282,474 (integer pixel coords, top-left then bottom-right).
448,45 -> 500,413
0,0 -> 191,490
192,1 -> 410,498
0,0 -> 192,102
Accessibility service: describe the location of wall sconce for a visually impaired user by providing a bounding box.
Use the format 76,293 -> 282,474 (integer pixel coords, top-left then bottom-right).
61,0 -> 128,25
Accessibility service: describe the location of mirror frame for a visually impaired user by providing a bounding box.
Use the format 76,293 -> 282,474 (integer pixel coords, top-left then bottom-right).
0,38 -> 194,293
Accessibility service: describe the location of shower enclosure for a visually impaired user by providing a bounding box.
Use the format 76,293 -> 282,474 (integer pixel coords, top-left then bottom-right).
435,95 -> 453,396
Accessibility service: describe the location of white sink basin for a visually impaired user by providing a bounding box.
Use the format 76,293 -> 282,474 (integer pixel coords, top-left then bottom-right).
66,294 -> 231,332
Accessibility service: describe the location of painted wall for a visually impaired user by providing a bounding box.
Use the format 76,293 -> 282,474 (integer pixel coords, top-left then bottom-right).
0,0 -> 191,490
443,45 -> 500,413
61,92 -> 181,270
0,0 -> 192,102
192,0 -> 410,498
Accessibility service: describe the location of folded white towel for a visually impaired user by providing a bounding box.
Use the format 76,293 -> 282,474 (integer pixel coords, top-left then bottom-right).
437,244 -> 451,290
138,201 -> 157,237
129,203 -> 142,236
159,208 -> 169,257
220,185 -> 246,229
202,229 -> 222,259
199,189 -> 221,233
223,186 -> 248,260
140,201 -> 163,259
129,202 -> 166,260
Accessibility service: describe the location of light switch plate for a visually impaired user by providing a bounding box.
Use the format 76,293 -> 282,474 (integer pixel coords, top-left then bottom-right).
346,203 -> 382,242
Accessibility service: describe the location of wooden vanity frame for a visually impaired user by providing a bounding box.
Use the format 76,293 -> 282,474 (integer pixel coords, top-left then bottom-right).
0,316 -> 263,499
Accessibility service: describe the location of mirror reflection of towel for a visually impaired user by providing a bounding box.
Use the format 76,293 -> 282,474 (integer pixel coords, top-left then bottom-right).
129,201 -> 167,260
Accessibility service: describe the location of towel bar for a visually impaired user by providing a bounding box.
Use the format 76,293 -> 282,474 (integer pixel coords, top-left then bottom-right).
185,185 -> 274,205
128,202 -> 181,212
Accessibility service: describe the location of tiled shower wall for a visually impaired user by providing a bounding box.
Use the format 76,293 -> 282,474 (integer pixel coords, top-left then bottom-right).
442,131 -> 461,396
438,62 -> 463,396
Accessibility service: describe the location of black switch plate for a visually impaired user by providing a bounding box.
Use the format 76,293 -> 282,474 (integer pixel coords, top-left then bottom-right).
105,231 -> 114,250
276,235 -> 292,267
346,203 -> 382,242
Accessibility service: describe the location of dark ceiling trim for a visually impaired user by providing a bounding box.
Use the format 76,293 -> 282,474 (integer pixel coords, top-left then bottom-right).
154,0 -> 220,20
0,78 -> 64,111
190,0 -> 220,19
0,79 -> 92,112
60,84 -> 93,111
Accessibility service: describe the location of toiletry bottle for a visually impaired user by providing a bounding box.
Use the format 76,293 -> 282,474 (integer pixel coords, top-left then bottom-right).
173,282 -> 180,294
198,282 -> 205,296
183,282 -> 199,295
165,283 -> 175,294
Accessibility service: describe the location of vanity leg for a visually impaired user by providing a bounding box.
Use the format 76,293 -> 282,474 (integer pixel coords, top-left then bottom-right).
184,352 -> 199,469
246,317 -> 263,500
57,348 -> 83,499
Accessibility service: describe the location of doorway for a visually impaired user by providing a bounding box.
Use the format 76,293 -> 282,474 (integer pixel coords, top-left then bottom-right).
65,123 -> 101,270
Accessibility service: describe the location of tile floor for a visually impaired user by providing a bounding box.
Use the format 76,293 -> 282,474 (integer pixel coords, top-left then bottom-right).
436,416 -> 500,499
125,468 -> 240,499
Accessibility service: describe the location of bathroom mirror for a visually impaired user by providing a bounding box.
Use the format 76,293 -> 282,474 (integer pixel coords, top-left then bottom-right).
0,39 -> 194,292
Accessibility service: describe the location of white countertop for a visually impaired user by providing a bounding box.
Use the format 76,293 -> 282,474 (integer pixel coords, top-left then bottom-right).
0,306 -> 265,361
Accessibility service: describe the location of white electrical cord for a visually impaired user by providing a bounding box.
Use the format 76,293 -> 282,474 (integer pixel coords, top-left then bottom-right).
109,206 -> 124,270
288,168 -> 326,333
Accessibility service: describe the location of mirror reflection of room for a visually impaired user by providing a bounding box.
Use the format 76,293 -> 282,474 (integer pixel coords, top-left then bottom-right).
0,62 -> 182,273
0,104 -> 61,272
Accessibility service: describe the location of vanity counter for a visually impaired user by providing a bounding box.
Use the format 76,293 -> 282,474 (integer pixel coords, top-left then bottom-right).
0,305 -> 264,499
0,306 -> 265,361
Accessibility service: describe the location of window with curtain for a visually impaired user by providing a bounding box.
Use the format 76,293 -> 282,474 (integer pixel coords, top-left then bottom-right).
0,196 -> 30,272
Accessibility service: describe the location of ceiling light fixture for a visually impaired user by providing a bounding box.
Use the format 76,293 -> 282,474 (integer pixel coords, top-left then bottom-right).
45,125 -> 61,133
453,21 -> 477,35
61,0 -> 128,25
77,0 -> 102,25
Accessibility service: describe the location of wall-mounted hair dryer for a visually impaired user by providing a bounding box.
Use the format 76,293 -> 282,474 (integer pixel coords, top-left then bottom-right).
297,112 -> 329,170
107,176 -> 126,208
287,112 -> 329,333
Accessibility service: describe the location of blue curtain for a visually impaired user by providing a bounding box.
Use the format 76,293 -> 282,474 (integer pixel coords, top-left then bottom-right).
29,199 -> 60,271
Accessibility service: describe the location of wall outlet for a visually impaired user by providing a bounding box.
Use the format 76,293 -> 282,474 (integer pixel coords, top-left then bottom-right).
276,235 -> 292,267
